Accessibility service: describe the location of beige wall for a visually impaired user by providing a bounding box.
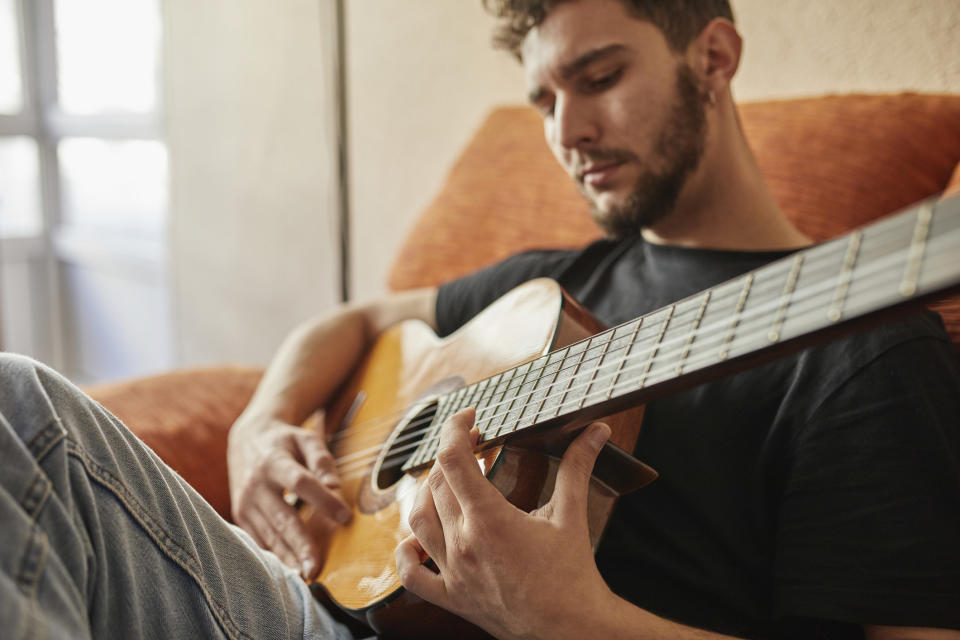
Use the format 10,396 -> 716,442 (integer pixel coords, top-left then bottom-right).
345,0 -> 524,301
346,0 -> 960,300
165,0 -> 342,366
733,0 -> 960,100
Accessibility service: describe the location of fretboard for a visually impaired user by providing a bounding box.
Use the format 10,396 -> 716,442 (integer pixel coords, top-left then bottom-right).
403,194 -> 960,471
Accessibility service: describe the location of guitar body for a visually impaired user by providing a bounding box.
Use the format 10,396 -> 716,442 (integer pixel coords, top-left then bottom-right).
312,279 -> 656,639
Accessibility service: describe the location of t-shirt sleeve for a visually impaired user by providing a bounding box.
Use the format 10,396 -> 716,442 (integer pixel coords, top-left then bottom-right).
435,249 -> 578,338
774,327 -> 960,629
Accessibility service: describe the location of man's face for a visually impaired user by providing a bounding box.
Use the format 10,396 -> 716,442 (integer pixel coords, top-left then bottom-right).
522,0 -> 708,238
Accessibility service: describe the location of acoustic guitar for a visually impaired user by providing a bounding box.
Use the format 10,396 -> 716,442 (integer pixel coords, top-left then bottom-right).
306,193 -> 960,639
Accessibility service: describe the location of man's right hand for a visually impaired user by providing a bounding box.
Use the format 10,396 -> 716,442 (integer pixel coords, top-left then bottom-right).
227,412 -> 351,580
224,287 -> 438,581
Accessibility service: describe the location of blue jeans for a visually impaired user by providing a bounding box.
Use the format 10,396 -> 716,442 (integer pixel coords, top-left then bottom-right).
0,354 -> 352,639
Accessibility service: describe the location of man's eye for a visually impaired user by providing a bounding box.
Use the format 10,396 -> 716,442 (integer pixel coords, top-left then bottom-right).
587,69 -> 622,90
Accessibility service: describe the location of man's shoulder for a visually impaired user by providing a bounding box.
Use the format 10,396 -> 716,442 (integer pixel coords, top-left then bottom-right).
811,310 -> 953,371
434,238 -> 622,337
791,309 -> 959,424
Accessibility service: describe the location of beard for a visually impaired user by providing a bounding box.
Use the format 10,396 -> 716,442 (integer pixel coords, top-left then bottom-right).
582,62 -> 708,240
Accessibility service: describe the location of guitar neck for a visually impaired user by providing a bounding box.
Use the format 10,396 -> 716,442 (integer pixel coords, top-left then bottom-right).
403,194 -> 960,471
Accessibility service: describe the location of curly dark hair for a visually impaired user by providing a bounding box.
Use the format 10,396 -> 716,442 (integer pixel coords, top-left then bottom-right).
482,0 -> 734,59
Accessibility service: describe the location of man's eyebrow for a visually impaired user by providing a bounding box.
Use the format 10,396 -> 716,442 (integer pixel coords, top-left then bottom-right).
527,44 -> 628,105
560,44 -> 628,79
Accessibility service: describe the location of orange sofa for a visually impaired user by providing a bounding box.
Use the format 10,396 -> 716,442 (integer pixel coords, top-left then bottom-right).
87,93 -> 960,521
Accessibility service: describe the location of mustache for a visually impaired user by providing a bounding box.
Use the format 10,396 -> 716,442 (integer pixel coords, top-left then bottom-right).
573,148 -> 639,176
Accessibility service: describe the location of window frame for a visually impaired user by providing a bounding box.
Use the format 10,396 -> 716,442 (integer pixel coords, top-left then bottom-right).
0,0 -> 167,370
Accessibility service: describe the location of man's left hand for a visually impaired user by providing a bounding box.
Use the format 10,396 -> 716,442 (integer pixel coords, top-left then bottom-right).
394,408 -> 615,640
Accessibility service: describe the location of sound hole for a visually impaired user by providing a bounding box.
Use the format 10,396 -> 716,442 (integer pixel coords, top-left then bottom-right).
375,400 -> 439,490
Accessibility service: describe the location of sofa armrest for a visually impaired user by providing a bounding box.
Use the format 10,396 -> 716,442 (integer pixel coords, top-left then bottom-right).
85,366 -> 263,521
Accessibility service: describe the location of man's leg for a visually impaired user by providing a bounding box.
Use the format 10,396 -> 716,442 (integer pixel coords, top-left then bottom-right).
0,354 -> 351,639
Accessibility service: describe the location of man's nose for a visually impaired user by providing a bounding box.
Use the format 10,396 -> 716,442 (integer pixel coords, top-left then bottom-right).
553,96 -> 599,150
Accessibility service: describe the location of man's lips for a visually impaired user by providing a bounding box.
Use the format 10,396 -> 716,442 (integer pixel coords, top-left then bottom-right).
579,161 -> 624,187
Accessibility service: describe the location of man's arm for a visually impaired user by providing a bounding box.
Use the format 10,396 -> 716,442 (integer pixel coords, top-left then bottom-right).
227,287 -> 437,579
395,409 -> 960,640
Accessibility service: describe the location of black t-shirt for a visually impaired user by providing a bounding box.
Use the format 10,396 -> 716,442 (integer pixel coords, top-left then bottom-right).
435,236 -> 960,639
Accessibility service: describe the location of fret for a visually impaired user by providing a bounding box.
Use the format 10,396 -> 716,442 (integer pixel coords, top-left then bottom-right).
447,386 -> 468,414
496,361 -> 534,438
553,340 -> 588,418
526,351 -> 565,427
607,319 -> 643,400
466,378 -> 490,425
828,231 -> 862,322
410,396 -> 449,468
482,369 -> 515,438
638,304 -> 675,389
474,373 -> 500,436
899,202 -> 934,297
460,380 -> 484,416
578,333 -> 613,409
425,389 -> 466,463
719,274 -> 753,360
529,349 -> 568,421
515,355 -> 551,430
768,254 -> 804,343
676,291 -> 711,375
821,208 -> 920,321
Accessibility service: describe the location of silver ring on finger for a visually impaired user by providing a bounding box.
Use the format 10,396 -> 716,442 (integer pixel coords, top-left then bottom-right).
282,489 -> 303,509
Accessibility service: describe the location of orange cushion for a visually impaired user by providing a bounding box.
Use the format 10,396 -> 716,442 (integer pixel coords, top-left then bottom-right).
740,94 -> 960,241
86,367 -> 262,521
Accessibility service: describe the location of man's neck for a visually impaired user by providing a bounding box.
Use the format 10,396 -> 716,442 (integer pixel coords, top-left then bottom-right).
642,101 -> 813,252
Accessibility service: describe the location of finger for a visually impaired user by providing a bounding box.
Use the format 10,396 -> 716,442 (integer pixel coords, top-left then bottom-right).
253,489 -> 323,579
295,429 -> 341,488
427,460 -> 463,527
395,535 -> 449,609
246,503 -> 301,571
551,422 -> 610,527
407,472 -> 447,567
434,408 -> 497,517
264,455 -> 352,524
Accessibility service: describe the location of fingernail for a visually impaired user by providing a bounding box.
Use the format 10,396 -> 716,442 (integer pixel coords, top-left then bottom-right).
301,559 -> 315,579
588,423 -> 610,451
336,507 -> 352,524
320,473 -> 340,488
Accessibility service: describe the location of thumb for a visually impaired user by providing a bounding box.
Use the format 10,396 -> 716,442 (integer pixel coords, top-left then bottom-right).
551,422 -> 610,527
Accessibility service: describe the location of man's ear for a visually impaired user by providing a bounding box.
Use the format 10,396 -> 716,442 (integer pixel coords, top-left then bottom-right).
688,18 -> 742,96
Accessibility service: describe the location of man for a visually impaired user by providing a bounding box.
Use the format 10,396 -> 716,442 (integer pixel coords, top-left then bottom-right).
2,1 -> 957,639
229,0 -> 960,638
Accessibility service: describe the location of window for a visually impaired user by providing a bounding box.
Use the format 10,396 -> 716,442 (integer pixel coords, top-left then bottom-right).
0,0 -> 170,380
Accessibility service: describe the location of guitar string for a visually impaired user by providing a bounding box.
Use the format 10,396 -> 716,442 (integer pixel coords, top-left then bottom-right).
331,226 -> 959,478
325,202 -> 941,453
330,216 -> 958,473
334,237 -> 956,477
341,253 -> 960,484
326,203 -> 955,468
341,254 -> 960,482
324,212 -> 916,453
